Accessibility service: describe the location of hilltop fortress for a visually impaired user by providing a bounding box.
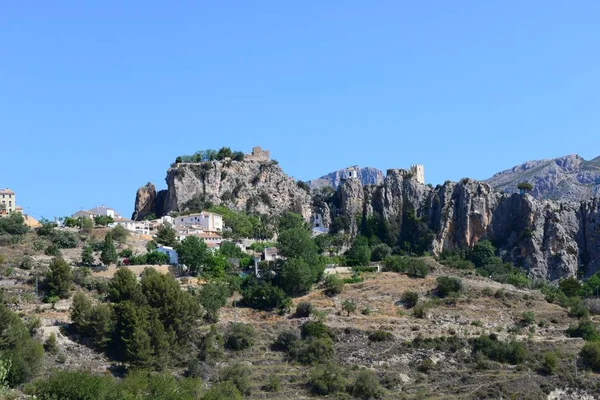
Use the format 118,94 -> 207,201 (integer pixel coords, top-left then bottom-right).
343,164 -> 425,185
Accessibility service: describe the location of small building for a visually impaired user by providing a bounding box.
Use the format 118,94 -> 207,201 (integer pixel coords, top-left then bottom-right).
264,247 -> 280,262
0,188 -> 16,216
173,212 -> 223,231
343,166 -> 359,180
72,205 -> 123,220
312,213 -> 328,235
157,246 -> 178,265
110,218 -> 150,235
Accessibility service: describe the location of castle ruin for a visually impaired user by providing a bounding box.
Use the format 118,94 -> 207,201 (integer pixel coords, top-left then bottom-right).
386,164 -> 425,184
245,146 -> 270,162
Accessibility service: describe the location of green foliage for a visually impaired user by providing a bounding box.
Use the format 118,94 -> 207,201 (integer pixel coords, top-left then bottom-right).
199,325 -> 224,362
295,301 -> 313,318
287,337 -> 334,365
81,246 -> 94,267
342,299 -> 357,316
176,236 -> 210,275
438,250 -> 475,270
278,258 -> 314,296
94,215 -> 114,227
308,363 -> 347,395
472,334 -> 526,364
301,321 -> 331,340
207,205 -> 273,240
155,223 -> 178,247
278,211 -> 306,231
46,257 -> 72,299
265,375 -> 281,392
401,291 -> 419,308
323,274 -> 344,296
241,278 -> 289,311
111,225 -> 129,244
202,380 -> 242,400
580,341 -> 600,372
225,323 -> 255,351
346,236 -> 372,266
436,276 -> 463,298
0,303 -> 44,386
127,250 -> 170,266
0,213 -> 29,236
100,232 -> 118,266
272,330 -> 299,352
45,244 -> 61,257
520,311 -> 535,326
397,209 -> 434,256
368,330 -> 394,342
517,182 -> 534,191
351,369 -> 382,400
197,281 -> 231,322
45,333 -> 58,355
406,259 -> 429,278
542,352 -> 557,375
568,296 -> 589,318
567,319 -> 600,341
217,362 -> 252,396
36,220 -> 57,236
471,240 -> 498,269
559,277 -> 582,297
28,370 -> 113,400
371,243 -> 392,262
108,268 -> 143,303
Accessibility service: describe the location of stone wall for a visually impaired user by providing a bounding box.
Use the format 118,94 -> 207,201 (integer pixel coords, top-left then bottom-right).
245,146 -> 270,162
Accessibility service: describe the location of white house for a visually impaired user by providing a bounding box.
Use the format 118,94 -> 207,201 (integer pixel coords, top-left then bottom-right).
312,213 -> 328,235
173,212 -> 223,231
157,246 -> 178,265
72,205 -> 122,219
264,247 -> 280,262
110,218 -> 150,235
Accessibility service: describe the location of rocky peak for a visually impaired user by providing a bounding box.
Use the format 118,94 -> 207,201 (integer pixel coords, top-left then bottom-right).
308,166 -> 384,189
486,154 -> 600,202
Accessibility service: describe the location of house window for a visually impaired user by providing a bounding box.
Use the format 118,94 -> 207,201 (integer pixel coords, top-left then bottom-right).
8,201 -> 11,207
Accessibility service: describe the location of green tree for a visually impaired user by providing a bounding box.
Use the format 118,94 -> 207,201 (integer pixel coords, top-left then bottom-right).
0,212 -> 29,236
79,217 -> 94,233
81,246 -> 94,267
225,323 -> 256,351
542,351 -> 557,375
308,363 -> 347,395
111,225 -> 129,244
203,381 -> 242,400
155,223 -> 178,247
471,240 -> 498,269
436,276 -> 463,298
94,215 -> 114,227
278,258 -> 314,296
100,232 -> 118,266
351,369 -> 382,399
108,268 -> 144,304
371,243 -> 392,262
346,240 -> 372,266
559,277 -> 582,297
342,299 -> 357,316
241,278 -> 289,311
581,341 -> 600,372
278,212 -> 306,231
46,257 -> 73,299
217,362 -> 252,396
197,281 -> 231,323
323,274 -> 344,296
278,228 -> 318,260
517,182 -> 534,192
176,235 -> 209,275
71,291 -> 93,335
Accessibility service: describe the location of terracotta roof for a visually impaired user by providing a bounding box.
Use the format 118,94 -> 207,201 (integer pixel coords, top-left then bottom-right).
0,188 -> 15,195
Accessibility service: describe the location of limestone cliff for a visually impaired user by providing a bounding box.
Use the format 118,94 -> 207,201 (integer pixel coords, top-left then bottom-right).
309,166 -> 384,189
133,158 -> 312,221
331,173 -> 600,281
486,154 -> 600,202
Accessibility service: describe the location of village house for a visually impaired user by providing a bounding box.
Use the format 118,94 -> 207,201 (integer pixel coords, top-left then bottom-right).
157,246 -> 178,265
110,218 -> 150,235
0,188 -> 17,216
173,212 -> 223,231
263,247 -> 280,262
72,205 -> 122,219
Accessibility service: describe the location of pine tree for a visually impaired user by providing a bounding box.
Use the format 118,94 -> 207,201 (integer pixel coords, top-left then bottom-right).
100,232 -> 118,266
46,257 -> 73,299
81,246 -> 94,267
71,291 -> 93,335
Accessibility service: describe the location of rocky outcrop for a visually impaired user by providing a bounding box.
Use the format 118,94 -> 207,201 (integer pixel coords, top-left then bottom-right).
309,166 -> 384,189
131,183 -> 167,221
486,154 -> 600,202
133,158 -> 312,221
334,173 -> 600,281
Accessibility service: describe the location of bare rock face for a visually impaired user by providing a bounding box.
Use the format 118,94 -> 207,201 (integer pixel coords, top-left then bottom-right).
309,166 -> 384,189
132,183 -> 156,221
486,154 -> 600,202
134,159 -> 312,221
334,172 -> 600,280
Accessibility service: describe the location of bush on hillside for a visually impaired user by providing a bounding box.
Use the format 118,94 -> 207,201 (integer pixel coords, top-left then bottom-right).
308,363 -> 347,395
436,276 -> 463,298
225,323 -> 255,351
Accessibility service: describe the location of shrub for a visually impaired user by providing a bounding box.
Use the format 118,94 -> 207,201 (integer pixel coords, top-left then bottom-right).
401,291 -> 419,308
45,257 -> 73,299
559,277 -> 582,297
323,274 -> 344,296
301,321 -> 331,340
287,337 -> 334,365
521,311 -> 535,326
199,325 -> 224,362
111,225 -> 129,244
342,299 -> 357,316
26,370 -> 114,400
272,330 -> 299,352
542,352 -> 557,375
406,259 -> 429,278
581,341 -> 600,372
568,297 -> 589,318
51,231 -> 79,249
225,323 -> 255,351
45,244 -> 61,257
412,302 -> 429,319
471,334 -> 526,364
202,380 -> 242,400
295,302 -> 313,318
241,279 -> 289,311
265,375 -> 280,392
217,362 -> 252,396
45,332 -> 59,355
351,369 -> 382,399
371,244 -> 392,262
436,276 -> 463,298
308,363 -> 347,395
368,330 -> 394,342
566,319 -> 600,341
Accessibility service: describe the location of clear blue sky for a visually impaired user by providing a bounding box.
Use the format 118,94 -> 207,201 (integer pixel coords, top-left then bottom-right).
2,2 -> 599,219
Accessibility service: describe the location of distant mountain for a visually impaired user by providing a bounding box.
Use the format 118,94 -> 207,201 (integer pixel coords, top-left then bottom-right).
485,154 -> 600,202
308,166 -> 384,189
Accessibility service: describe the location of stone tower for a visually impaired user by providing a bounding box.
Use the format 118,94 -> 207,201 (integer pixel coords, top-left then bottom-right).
344,166 -> 359,180
410,164 -> 425,184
